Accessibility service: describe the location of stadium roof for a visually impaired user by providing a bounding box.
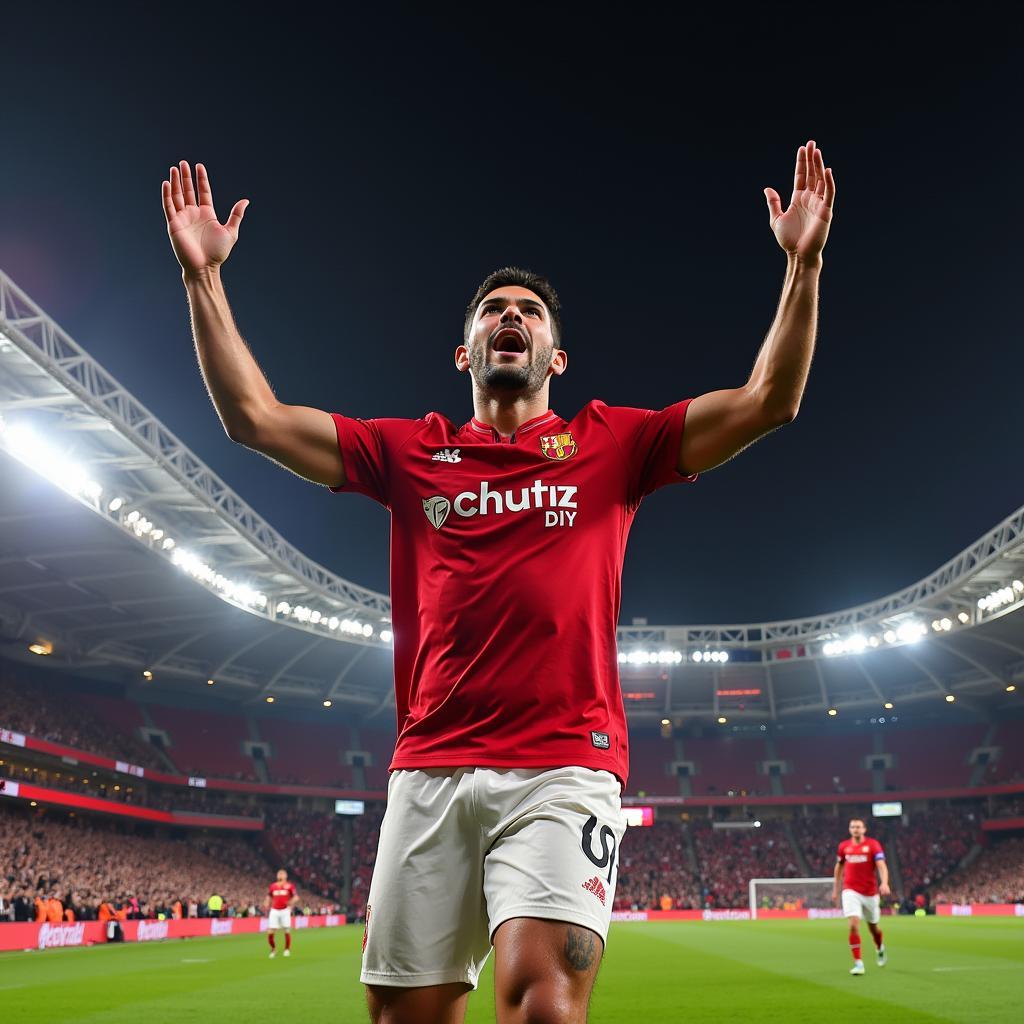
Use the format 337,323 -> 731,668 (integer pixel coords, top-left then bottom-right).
1,268 -> 1022,722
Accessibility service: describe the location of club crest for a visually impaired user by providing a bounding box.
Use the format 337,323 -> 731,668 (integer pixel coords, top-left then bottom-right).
540,432 -> 577,461
422,496 -> 451,530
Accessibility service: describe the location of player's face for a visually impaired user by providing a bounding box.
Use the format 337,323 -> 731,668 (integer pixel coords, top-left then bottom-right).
849,820 -> 865,841
457,286 -> 565,396
277,871 -> 287,882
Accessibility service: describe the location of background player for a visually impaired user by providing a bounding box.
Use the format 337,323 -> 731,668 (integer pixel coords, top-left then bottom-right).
833,818 -> 889,975
265,869 -> 298,959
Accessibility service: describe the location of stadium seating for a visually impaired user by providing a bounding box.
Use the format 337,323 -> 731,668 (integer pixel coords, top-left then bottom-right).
684,735 -> 764,796
258,717 -> 353,787
691,821 -> 800,907
883,724 -> 987,790
626,728 -> 676,795
359,729 -> 397,790
889,806 -> 980,895
614,820 -> 701,910
933,835 -> 1024,904
987,719 -> 1024,783
148,705 -> 258,781
774,733 -> 872,794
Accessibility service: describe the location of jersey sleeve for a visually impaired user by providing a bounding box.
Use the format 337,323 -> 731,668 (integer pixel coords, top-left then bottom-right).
872,839 -> 886,860
836,842 -> 846,863
593,400 -> 698,507
328,414 -> 422,508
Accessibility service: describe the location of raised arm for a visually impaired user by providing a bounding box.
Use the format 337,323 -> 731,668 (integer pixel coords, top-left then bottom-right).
678,140 -> 835,475
162,161 -> 345,487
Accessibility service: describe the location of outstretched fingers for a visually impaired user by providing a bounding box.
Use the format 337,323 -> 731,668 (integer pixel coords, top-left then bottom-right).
169,166 -> 185,213
196,163 -> 215,210
179,161 -> 197,207
792,144 -> 808,195
812,146 -> 827,199
823,166 -> 836,208
161,180 -> 176,224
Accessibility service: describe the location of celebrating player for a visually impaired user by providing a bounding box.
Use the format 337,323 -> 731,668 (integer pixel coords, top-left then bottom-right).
833,818 -> 890,975
163,140 -> 835,1023
265,868 -> 297,959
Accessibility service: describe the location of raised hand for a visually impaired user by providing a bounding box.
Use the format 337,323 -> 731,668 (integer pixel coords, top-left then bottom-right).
764,140 -> 835,262
161,161 -> 248,276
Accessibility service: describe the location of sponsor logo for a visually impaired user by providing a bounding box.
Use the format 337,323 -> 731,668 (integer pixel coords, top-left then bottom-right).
951,904 -> 973,917
362,905 -> 371,953
422,481 -> 578,530
325,914 -> 341,927
210,919 -> 234,935
591,731 -> 610,750
808,908 -> 845,920
115,761 -> 145,778
540,432 -> 577,461
610,910 -> 649,922
137,920 -> 169,942
0,781 -> 18,798
259,917 -> 269,932
188,777 -> 207,788
846,854 -> 869,863
431,448 -> 462,463
0,728 -> 26,747
702,909 -> 751,921
1016,904 -> 1024,918
38,922 -> 86,949
293,916 -> 309,929
582,876 -> 607,905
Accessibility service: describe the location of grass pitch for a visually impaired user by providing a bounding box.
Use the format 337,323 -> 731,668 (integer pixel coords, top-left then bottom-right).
1,918 -> 1021,1023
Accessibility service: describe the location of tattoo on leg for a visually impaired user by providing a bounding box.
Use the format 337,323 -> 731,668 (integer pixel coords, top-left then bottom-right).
564,926 -> 598,972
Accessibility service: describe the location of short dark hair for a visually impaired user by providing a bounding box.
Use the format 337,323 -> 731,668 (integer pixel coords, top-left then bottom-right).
849,818 -> 865,826
464,267 -> 562,347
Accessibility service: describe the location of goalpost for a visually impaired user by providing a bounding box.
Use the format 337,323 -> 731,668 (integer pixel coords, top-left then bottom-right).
748,877 -> 834,919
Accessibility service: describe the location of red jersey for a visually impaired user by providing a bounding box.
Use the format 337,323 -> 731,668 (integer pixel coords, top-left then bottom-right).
331,400 -> 696,785
837,837 -> 885,896
268,881 -> 296,910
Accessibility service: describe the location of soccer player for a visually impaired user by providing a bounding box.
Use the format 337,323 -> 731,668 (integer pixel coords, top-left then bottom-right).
162,140 -> 835,1024
833,817 -> 890,975
265,869 -> 298,959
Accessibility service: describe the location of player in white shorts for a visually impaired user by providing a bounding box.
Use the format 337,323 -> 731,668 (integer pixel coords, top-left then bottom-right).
361,766 -> 626,991
265,869 -> 298,958
833,819 -> 889,975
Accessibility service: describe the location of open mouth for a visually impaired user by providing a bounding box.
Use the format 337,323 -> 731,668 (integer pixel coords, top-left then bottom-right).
491,327 -> 528,354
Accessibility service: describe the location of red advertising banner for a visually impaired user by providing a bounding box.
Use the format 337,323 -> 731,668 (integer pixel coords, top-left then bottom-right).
0,914 -> 348,953
0,780 -> 264,830
936,903 -> 1024,917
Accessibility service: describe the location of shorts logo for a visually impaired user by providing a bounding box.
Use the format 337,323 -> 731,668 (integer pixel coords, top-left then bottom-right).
582,876 -> 607,906
422,496 -> 451,530
591,731 -> 610,750
540,432 -> 577,461
362,905 -> 370,953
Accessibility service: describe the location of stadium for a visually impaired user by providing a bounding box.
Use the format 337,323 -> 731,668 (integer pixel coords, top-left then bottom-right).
1,265 -> 1021,1022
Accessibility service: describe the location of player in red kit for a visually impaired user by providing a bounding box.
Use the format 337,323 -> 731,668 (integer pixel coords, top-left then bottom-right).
265,869 -> 298,959
164,140 -> 835,1023
832,818 -> 890,975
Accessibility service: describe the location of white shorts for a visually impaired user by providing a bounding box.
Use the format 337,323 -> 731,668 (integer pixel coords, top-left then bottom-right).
268,908 -> 292,929
842,889 -> 881,924
360,765 -> 626,990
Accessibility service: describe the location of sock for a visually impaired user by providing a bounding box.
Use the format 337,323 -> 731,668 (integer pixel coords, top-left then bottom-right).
285,932 -> 291,950
849,933 -> 861,962
268,933 -> 276,950
873,930 -> 884,950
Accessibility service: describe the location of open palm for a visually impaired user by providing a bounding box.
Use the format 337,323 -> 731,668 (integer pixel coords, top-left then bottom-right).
162,161 -> 248,275
764,140 -> 835,261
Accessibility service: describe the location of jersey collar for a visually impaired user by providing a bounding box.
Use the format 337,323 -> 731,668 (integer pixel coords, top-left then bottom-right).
465,409 -> 560,444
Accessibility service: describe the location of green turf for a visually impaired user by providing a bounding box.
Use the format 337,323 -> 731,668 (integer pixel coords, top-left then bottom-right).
0,918 -> 1021,1023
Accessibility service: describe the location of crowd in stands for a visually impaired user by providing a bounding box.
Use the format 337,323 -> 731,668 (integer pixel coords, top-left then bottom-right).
890,806 -> 979,896
691,821 -> 800,908
614,821 -> 702,910
0,676 -> 163,772
933,837 -> 1024,905
0,802 -> 322,922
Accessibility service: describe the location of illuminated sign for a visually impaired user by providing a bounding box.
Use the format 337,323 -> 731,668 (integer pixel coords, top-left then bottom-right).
334,799 -> 365,815
871,801 -> 903,817
623,806 -> 654,827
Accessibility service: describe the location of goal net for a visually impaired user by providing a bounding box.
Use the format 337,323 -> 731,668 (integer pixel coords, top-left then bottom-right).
748,877 -> 834,919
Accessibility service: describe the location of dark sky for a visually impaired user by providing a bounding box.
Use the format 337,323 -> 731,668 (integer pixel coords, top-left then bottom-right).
2,5 -> 1020,625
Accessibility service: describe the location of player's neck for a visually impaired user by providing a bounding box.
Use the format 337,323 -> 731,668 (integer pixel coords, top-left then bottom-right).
471,388 -> 552,439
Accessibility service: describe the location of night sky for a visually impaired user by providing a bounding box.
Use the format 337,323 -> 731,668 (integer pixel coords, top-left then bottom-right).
2,6 -> 1020,625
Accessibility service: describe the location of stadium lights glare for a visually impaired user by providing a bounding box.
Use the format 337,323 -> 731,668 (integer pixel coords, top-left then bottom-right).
1006,685 -> 1016,693
957,611 -> 970,624
945,694 -> 956,703
661,718 -> 671,726
691,650 -> 728,664
1,420 -> 104,506
380,630 -> 393,644
108,497 -> 125,512
823,635 -> 867,657
142,670 -> 153,681
171,548 -> 267,610
895,620 -> 927,644
322,699 -> 333,708
620,649 -> 684,666
265,696 -> 275,703
827,708 -> 838,717
717,716 -> 727,724
978,580 -> 1024,613
884,701 -> 894,709
207,678 -> 215,686
28,640 -> 53,656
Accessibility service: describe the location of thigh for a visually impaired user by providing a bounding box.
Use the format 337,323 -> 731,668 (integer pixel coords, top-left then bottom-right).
492,917 -> 600,1024
841,890 -> 863,920
361,770 -> 491,991
863,895 -> 881,924
366,981 -> 471,1024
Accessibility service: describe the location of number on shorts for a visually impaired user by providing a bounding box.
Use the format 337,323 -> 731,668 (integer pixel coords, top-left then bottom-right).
581,815 -> 617,883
